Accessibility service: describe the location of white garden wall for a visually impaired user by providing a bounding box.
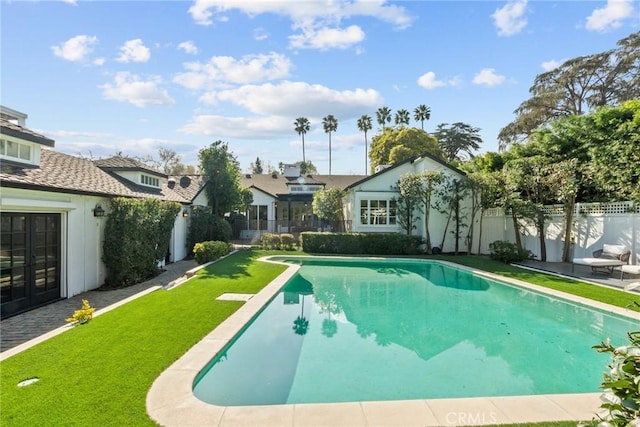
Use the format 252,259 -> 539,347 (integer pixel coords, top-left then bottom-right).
473,202 -> 639,265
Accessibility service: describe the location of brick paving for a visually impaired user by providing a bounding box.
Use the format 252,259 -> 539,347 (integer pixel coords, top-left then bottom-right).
0,259 -> 197,352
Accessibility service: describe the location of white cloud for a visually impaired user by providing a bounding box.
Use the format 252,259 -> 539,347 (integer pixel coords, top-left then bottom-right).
289,25 -> 365,50
173,52 -> 293,89
541,59 -> 563,71
417,72 -> 447,89
100,72 -> 175,107
472,68 -> 506,87
178,41 -> 199,55
93,57 -> 106,66
253,27 -> 269,41
61,0 -> 78,5
492,1 -> 528,36
209,81 -> 383,119
180,114 -> 291,138
45,129 -> 113,139
51,35 -> 98,62
585,0 -> 635,32
188,0 -> 413,29
117,39 -> 151,63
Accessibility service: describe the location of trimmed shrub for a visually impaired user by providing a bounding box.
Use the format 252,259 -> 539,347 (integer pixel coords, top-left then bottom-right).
260,233 -> 281,250
299,232 -> 422,255
489,240 -> 534,263
280,234 -> 297,250
193,241 -> 233,264
103,198 -> 181,286
187,208 -> 233,256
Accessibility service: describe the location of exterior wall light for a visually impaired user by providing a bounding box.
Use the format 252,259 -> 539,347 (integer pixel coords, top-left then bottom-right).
182,209 -> 189,218
93,204 -> 105,217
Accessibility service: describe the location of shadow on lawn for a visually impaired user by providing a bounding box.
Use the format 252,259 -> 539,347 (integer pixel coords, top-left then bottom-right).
195,249 -> 256,279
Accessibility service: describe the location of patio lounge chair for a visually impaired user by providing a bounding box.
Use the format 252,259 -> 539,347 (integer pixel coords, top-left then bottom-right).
572,244 -> 631,275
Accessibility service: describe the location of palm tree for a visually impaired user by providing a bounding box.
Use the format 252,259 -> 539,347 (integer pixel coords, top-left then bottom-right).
395,109 -> 410,127
376,106 -> 392,130
413,104 -> 431,130
294,117 -> 310,164
357,114 -> 372,175
322,114 -> 338,175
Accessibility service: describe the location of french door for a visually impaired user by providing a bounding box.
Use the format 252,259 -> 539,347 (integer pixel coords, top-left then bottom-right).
1,213 -> 61,318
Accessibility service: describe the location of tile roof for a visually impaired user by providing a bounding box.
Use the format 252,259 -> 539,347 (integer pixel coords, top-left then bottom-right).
166,175 -> 207,201
93,155 -> 166,177
240,173 -> 365,197
1,149 -> 190,203
0,119 -> 55,147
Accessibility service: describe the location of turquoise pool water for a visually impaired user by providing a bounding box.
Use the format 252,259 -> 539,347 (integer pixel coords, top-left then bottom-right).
192,258 -> 639,406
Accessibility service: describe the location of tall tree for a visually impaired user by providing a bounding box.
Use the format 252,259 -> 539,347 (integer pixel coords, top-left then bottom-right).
294,117 -> 311,164
394,109 -> 410,127
199,140 -> 250,216
395,173 -> 423,236
357,114 -> 373,175
433,122 -> 482,162
322,114 -> 338,175
369,127 -> 443,170
413,104 -> 431,130
250,157 -> 264,174
312,188 -> 346,230
376,106 -> 392,130
498,31 -> 640,149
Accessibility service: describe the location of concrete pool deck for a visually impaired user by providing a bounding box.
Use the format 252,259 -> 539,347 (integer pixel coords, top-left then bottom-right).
147,256 -> 640,426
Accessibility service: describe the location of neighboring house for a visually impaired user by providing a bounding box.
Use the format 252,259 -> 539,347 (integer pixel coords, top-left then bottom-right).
236,164 -> 365,241
0,106 -> 205,318
344,153 -> 470,252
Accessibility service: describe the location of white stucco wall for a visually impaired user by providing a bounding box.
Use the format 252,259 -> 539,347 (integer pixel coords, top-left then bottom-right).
169,210 -> 189,262
0,187 -> 108,298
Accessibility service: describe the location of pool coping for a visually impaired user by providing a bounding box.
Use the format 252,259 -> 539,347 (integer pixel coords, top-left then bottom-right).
146,255 -> 640,426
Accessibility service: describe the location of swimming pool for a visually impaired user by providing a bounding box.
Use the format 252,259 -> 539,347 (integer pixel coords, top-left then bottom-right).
192,257 -> 638,407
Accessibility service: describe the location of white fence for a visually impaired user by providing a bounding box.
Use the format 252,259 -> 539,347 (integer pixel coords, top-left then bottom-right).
474,202 -> 639,265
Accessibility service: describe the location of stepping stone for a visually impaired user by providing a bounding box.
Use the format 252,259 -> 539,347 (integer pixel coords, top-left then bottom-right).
216,293 -> 254,301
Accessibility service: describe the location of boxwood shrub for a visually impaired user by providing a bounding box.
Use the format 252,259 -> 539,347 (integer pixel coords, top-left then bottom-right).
193,240 -> 233,264
300,232 -> 422,255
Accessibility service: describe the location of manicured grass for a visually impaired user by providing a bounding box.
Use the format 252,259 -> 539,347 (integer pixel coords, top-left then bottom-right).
0,250 -> 287,427
1,250 -> 635,426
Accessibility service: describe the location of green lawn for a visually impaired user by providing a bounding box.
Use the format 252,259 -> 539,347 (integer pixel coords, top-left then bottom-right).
1,250 -> 636,426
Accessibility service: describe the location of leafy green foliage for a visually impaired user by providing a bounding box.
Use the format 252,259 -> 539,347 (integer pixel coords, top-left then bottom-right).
395,172 -> 424,236
584,331 -> 640,426
489,240 -> 534,263
103,198 -> 181,286
192,240 -> 233,264
300,232 -> 422,255
312,188 -> 345,223
433,122 -> 482,162
259,233 -> 297,250
369,127 -> 443,169
199,140 -> 251,216
499,32 -> 640,148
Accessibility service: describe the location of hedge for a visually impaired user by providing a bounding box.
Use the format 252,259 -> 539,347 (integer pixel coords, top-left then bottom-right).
300,232 -> 422,255
193,240 -> 234,264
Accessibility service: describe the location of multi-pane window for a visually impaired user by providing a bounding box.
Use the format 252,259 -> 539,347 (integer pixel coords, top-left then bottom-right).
360,199 -> 397,225
0,139 -> 32,161
141,174 -> 160,187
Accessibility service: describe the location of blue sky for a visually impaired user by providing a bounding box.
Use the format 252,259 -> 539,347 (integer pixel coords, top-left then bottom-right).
2,1 -> 638,175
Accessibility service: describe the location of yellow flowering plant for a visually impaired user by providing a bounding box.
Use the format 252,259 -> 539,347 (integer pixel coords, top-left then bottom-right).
65,299 -> 96,324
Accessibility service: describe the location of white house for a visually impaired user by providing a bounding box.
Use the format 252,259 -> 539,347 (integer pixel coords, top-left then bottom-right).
0,106 -> 206,318
344,154 -> 471,253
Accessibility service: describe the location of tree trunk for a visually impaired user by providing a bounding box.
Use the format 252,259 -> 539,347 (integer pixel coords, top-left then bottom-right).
424,198 -> 432,254
477,209 -> 485,255
537,216 -> 547,262
562,196 -> 576,262
439,208 -> 453,250
511,213 -> 523,251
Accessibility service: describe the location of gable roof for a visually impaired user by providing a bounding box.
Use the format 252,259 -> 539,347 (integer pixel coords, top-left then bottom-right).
94,155 -> 166,177
1,149 -> 190,203
345,151 -> 466,190
0,118 -> 55,147
240,173 -> 365,197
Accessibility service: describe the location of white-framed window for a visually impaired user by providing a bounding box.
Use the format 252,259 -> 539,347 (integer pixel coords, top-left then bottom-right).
289,185 -> 323,193
360,199 -> 397,225
141,174 -> 160,187
0,138 -> 32,161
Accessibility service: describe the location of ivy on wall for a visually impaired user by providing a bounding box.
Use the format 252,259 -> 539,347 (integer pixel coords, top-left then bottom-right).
103,197 -> 181,286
